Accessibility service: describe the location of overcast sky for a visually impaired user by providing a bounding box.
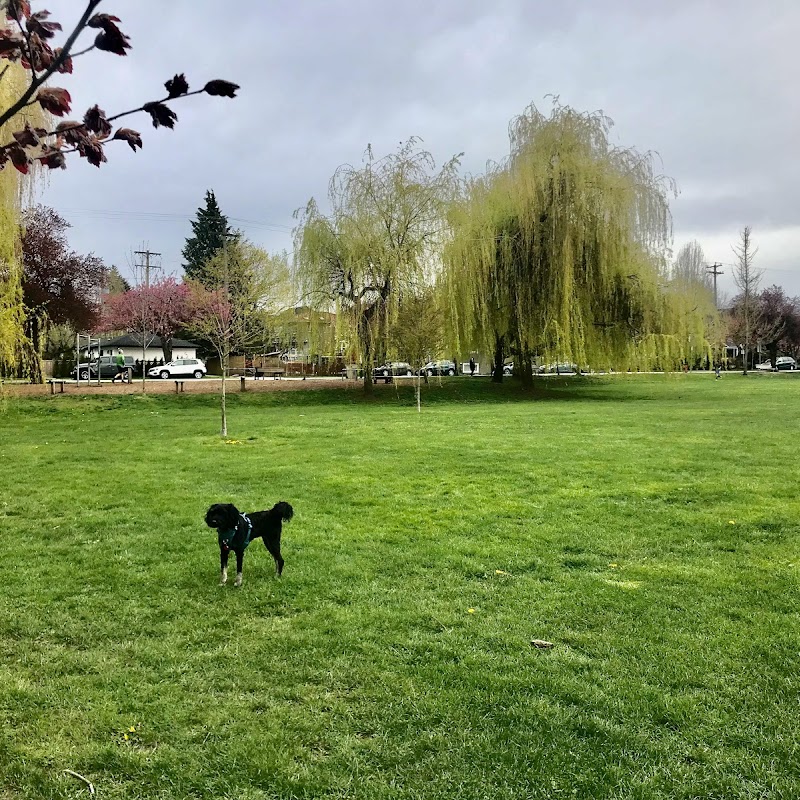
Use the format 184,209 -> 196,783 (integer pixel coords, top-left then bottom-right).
37,0 -> 799,300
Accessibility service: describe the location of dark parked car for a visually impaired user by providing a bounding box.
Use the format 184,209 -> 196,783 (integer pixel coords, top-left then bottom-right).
373,362 -> 415,378
775,356 -> 797,371
420,360 -> 457,377
71,355 -> 135,380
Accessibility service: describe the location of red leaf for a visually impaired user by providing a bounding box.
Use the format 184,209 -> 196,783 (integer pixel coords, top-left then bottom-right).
37,87 -> 71,116
56,120 -> 89,147
87,13 -> 122,31
203,79 -> 240,98
83,105 -> 112,138
94,28 -> 131,56
0,32 -> 25,58
164,73 -> 189,98
22,32 -> 54,71
12,122 -> 39,148
39,145 -> 66,170
5,0 -> 31,21
142,102 -> 178,129
112,127 -> 143,152
27,10 -> 62,39
8,144 -> 30,174
53,47 -> 73,74
78,138 -> 107,168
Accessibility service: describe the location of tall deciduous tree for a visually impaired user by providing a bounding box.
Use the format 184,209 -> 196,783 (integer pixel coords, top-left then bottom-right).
294,139 -> 459,392
182,190 -> 234,285
732,226 -> 761,374
443,102 -> 693,385
21,204 -> 106,381
727,285 -> 799,368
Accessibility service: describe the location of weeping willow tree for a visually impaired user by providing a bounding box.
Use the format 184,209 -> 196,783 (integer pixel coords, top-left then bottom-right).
443,102 -> 708,383
0,63 -> 48,379
667,241 -> 722,368
294,139 -> 459,392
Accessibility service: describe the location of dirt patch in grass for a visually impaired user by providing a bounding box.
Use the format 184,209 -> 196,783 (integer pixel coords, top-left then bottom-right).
3,376 -> 357,398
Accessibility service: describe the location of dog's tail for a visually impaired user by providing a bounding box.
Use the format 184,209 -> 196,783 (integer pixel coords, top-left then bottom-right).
272,501 -> 294,522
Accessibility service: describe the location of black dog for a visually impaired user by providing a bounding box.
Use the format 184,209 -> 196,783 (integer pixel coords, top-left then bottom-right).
204,502 -> 293,587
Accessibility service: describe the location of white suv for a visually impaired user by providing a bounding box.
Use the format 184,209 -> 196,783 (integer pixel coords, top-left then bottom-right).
148,358 -> 207,379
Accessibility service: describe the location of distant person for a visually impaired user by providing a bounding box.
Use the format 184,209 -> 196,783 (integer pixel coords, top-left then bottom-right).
715,364 -> 721,380
469,357 -> 476,376
112,349 -> 127,383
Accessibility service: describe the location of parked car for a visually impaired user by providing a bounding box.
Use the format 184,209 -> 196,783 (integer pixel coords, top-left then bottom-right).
755,361 -> 773,371
503,363 -> 513,375
775,356 -> 797,371
71,355 -> 135,380
540,362 -> 580,374
373,362 -> 415,378
148,358 -> 207,379
419,360 -> 457,377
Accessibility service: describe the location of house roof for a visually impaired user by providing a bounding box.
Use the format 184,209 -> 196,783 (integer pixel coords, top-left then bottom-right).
101,334 -> 198,348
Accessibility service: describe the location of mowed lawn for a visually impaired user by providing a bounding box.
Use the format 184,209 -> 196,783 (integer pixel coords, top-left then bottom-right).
1,375 -> 798,799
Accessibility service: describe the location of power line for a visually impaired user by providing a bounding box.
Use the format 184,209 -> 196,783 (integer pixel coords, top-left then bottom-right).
59,207 -> 293,233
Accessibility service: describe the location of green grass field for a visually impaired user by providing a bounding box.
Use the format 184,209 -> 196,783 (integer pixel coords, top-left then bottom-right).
1,375 -> 798,799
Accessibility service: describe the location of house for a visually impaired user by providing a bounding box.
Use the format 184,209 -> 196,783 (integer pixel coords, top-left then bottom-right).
88,335 -> 199,362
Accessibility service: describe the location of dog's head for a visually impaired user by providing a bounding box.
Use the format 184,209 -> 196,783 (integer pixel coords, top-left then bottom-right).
205,503 -> 239,531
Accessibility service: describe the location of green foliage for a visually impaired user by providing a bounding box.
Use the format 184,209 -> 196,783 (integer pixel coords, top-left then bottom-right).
182,190 -> 235,285
443,102 -> 712,376
1,375 -> 799,798
294,139 -> 460,389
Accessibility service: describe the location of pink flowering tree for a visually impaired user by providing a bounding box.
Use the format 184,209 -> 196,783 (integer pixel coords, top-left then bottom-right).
99,276 -> 191,389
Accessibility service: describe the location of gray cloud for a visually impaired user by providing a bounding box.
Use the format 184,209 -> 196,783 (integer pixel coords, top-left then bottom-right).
37,0 -> 799,293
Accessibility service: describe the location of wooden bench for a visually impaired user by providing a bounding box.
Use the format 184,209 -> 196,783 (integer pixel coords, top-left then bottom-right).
48,379 -> 66,394
174,380 -> 185,393
270,369 -> 285,380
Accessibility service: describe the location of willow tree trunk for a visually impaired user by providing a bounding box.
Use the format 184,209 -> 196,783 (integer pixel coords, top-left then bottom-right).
491,333 -> 505,383
23,315 -> 43,383
518,343 -> 534,387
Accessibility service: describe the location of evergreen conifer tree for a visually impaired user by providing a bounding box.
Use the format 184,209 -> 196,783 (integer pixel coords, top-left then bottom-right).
182,190 -> 233,285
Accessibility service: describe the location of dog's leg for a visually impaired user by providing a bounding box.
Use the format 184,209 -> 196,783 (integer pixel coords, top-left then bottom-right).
263,538 -> 284,577
220,548 -> 229,585
235,550 -> 244,587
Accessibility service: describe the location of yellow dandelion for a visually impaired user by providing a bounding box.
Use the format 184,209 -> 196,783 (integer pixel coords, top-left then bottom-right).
123,733 -> 129,741
468,608 -> 475,614
129,726 -> 136,733
728,520 -> 736,525
608,563 -> 618,568
495,569 -> 509,576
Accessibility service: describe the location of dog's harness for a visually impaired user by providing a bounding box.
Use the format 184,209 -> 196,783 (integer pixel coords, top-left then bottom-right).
219,513 -> 253,552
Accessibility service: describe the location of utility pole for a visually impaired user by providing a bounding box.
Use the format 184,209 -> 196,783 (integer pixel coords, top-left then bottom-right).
707,262 -> 723,309
133,248 -> 162,390
134,248 -> 162,288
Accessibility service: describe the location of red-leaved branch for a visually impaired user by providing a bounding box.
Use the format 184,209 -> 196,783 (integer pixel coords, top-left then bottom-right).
0,0 -> 239,172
